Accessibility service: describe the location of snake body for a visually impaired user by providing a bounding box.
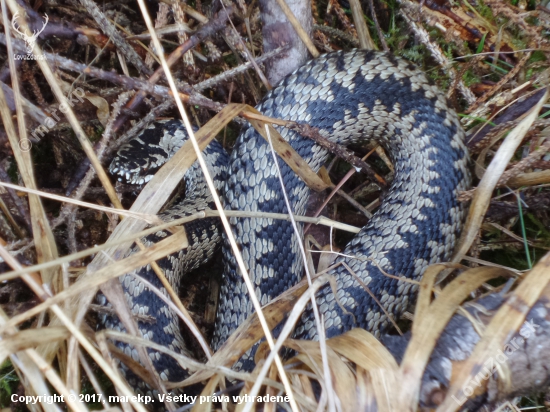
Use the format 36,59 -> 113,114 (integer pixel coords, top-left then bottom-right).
104,49 -> 470,392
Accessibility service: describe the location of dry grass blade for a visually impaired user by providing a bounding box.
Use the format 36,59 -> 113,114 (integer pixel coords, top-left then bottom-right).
211,210 -> 361,233
1,229 -> 188,331
5,0 -> 121,211
347,0 -> 375,50
413,263 -> 465,331
105,331 -> 285,391
12,350 -> 88,412
452,88 -> 549,262
437,251 -> 550,412
326,328 -> 398,371
0,210 -> 359,283
242,275 -> 338,412
397,266 -> 513,411
74,103 -> 243,394
246,107 -> 329,192
0,213 -> 203,282
0,181 -> 161,223
273,0 -> 319,57
138,1 -> 299,405
183,278 -> 312,386
0,6 -> 59,288
0,257 -> 133,412
2,322 -> 62,412
507,169 -> 550,188
327,329 -> 399,412
263,121 -> 335,412
369,368 -> 397,412
285,339 -> 355,412
86,103 -> 246,273
191,374 -> 222,412
0,327 -> 69,364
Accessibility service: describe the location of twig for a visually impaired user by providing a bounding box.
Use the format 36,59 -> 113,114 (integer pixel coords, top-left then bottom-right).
290,123 -> 386,186
0,210 -> 359,283
65,92 -> 134,199
306,147 -> 379,235
0,162 -> 32,233
133,2 -> 299,409
78,0 -> 152,76
112,6 -> 233,131
23,25 -> 127,210
14,1 -> 89,41
497,136 -> 550,187
223,30 -> 263,103
220,0 -> 271,90
313,24 -> 359,47
368,0 -> 388,51
58,99 -> 173,220
399,1 -> 477,105
273,0 -> 319,58
333,186 -> 374,219
60,92 -> 139,241
144,2 -> 171,68
171,1 -> 194,66
466,52 -> 533,114
0,80 -> 48,126
330,0 -> 358,41
0,34 -> 223,113
348,0 -> 376,50
66,210 -> 78,255
0,198 -> 21,240
194,47 -> 288,92
128,23 -> 195,41
467,112 -> 550,154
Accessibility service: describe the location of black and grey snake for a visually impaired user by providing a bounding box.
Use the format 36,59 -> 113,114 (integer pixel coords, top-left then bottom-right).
101,49 -> 471,397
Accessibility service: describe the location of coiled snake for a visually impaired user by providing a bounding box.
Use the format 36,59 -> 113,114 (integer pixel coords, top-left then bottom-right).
101,49 -> 471,395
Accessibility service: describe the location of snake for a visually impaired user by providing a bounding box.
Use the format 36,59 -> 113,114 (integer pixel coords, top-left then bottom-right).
100,49 -> 471,397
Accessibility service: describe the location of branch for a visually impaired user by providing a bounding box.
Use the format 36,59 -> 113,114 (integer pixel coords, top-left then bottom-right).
290,123 -> 387,186
194,46 -> 288,92
383,282 -> 550,411
0,34 -> 223,112
111,5 -> 233,131
77,0 -> 152,76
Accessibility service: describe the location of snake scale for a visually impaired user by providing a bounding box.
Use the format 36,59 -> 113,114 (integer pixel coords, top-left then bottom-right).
101,49 -> 471,398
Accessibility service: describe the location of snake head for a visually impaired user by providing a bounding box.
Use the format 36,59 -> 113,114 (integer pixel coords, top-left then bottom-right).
110,120 -> 193,184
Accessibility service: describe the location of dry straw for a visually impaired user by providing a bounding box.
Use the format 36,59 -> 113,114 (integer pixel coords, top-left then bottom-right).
1,0 -> 550,410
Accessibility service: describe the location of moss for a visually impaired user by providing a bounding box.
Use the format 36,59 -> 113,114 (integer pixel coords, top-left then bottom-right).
0,360 -> 18,408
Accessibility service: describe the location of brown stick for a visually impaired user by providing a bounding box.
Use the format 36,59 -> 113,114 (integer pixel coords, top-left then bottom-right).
0,34 -> 223,113
466,52 -> 533,114
289,123 -> 387,186
111,6 -> 233,132
383,277 -> 550,411
78,0 -> 152,76
368,0 -> 388,51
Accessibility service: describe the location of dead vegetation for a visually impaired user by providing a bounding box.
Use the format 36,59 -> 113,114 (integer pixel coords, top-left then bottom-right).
0,0 -> 550,411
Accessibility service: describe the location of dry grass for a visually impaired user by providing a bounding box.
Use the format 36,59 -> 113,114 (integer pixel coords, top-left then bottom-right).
1,0 -> 550,411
